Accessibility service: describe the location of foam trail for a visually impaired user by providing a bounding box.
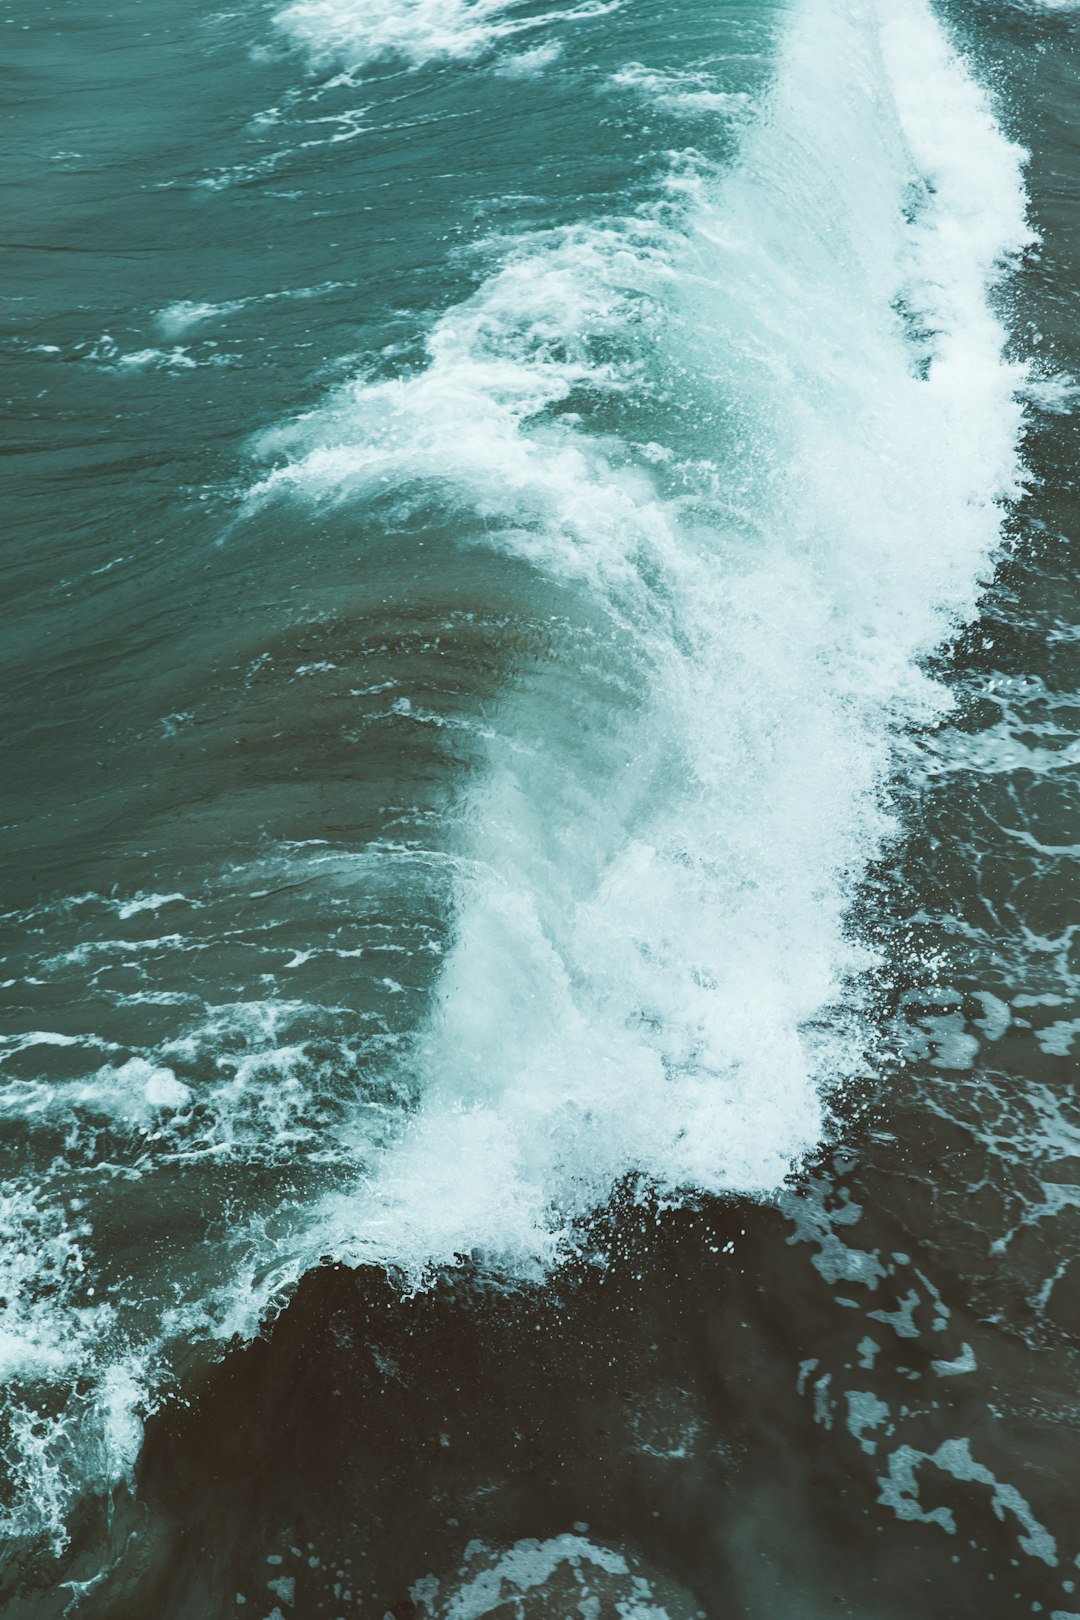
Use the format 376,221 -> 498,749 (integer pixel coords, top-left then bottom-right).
249,0 -> 1032,1290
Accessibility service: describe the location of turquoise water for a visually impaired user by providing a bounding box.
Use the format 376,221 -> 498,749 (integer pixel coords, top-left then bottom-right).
3,0 -> 1080,1613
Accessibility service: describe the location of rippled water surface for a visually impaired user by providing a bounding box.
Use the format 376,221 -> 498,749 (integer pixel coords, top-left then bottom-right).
3,0 -> 1080,1614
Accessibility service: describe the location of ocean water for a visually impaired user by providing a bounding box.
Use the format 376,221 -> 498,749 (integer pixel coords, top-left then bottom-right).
2,0 -> 1079,1613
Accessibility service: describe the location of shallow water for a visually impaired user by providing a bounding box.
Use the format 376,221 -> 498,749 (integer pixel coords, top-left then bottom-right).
2,0 -> 1080,1614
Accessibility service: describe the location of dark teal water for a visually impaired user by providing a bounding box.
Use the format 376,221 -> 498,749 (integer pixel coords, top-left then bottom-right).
3,0 -> 1080,1614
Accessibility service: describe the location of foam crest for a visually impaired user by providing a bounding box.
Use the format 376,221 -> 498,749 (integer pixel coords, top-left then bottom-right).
249,0 -> 1032,1286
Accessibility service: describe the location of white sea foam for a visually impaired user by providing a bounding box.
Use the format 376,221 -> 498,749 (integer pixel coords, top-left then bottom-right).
877,1437 -> 1057,1564
1024,370 -> 1080,414
154,283 -> 350,337
494,39 -> 564,76
610,62 -> 752,117
248,0 -> 1033,1289
411,1533 -> 685,1619
155,298 -> 249,336
79,334 -> 232,371
273,0 -> 618,73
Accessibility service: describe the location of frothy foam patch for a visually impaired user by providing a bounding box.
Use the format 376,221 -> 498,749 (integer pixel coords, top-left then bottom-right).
877,1437 -> 1058,1565
494,38 -> 564,76
610,62 -> 752,116
1023,370 -> 1079,414
273,0 -> 619,72
410,1533 -> 691,1619
74,334 -> 234,371
249,0 -> 1033,1285
154,299 -> 249,336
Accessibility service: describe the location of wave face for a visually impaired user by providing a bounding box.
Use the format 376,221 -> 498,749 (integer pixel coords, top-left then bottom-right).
252,0 -> 1031,1279
0,0 -> 1033,1572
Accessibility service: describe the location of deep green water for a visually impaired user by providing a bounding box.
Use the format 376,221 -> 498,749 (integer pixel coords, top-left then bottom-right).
3,0 -> 1080,1614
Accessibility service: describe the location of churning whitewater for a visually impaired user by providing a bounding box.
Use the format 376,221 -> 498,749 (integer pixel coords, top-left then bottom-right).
249,0 -> 1031,1274
0,0 -> 1038,1580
